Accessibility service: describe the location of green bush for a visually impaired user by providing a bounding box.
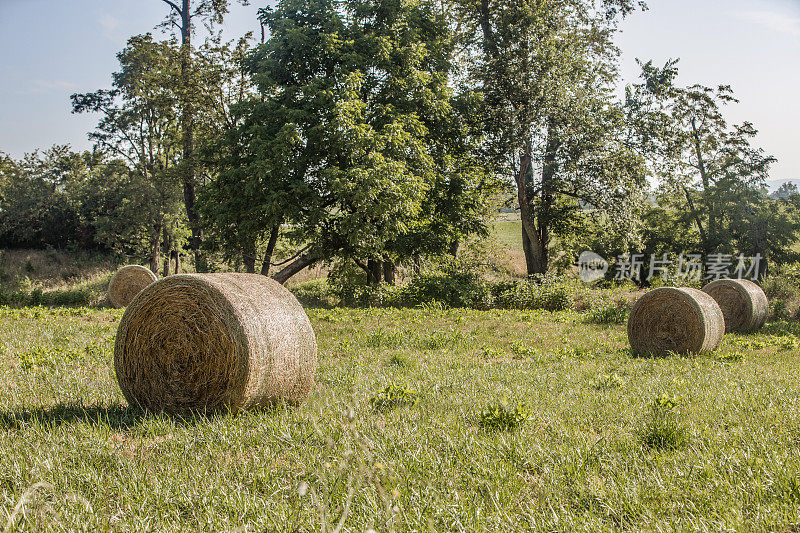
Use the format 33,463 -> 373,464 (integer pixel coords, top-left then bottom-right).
399,262 -> 491,309
290,278 -> 336,307
492,276 -> 576,311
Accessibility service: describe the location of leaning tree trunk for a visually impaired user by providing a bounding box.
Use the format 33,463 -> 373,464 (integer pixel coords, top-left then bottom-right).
272,252 -> 317,285
260,222 -> 281,277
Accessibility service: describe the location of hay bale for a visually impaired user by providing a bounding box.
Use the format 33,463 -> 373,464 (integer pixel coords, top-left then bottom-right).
107,265 -> 158,308
627,287 -> 724,357
113,273 -> 317,413
702,278 -> 768,333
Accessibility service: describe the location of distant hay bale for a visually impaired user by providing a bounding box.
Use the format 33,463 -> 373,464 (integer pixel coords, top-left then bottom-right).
113,273 -> 317,414
702,278 -> 768,333
107,265 -> 158,308
627,287 -> 724,357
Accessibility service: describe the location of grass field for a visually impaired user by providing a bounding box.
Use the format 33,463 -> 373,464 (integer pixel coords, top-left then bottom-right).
3,305 -> 800,530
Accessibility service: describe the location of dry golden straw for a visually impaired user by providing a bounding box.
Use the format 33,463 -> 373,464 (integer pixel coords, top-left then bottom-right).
627,287 -> 724,357
702,278 -> 768,333
107,265 -> 158,308
113,273 -> 317,413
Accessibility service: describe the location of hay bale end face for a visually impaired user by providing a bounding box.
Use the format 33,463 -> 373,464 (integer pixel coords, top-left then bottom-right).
113,273 -> 317,413
107,265 -> 158,308
702,278 -> 768,333
627,287 -> 724,357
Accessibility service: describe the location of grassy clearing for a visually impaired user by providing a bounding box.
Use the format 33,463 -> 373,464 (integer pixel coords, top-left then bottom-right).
3,305 -> 800,530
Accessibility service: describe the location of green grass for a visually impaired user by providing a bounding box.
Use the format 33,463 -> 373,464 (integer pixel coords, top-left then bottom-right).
3,305 -> 800,530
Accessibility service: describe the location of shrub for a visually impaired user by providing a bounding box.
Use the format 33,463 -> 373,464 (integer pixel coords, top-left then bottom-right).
400,261 -> 491,309
290,278 -> 335,307
493,276 -> 576,311
370,383 -> 419,411
478,400 -> 529,431
639,394 -> 688,451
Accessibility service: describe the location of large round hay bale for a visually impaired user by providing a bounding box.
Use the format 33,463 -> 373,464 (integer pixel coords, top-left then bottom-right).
627,287 -> 724,357
702,278 -> 768,333
113,273 -> 317,413
108,265 -> 158,308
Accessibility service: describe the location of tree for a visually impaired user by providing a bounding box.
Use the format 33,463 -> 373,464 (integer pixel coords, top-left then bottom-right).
0,146 -> 88,249
627,59 -> 776,258
72,34 -> 186,273
156,0 -> 249,271
218,0 -> 498,284
465,0 -> 647,274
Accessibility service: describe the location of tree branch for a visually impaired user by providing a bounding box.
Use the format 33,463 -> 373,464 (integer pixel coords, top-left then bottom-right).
159,0 -> 183,16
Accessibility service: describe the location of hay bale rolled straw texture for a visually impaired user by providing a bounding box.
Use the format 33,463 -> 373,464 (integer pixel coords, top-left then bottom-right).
114,273 -> 317,413
702,278 -> 768,333
107,265 -> 158,308
627,287 -> 725,357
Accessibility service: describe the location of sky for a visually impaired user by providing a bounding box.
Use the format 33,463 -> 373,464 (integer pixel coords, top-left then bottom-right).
0,0 -> 798,181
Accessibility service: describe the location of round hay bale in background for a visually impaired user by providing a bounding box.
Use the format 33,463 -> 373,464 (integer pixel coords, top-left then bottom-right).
627,287 -> 724,357
114,273 -> 317,413
108,265 -> 158,308
702,278 -> 768,333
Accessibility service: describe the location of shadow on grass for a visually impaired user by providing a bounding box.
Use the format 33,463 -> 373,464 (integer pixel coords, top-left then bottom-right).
0,401 -> 288,431
0,403 -> 144,430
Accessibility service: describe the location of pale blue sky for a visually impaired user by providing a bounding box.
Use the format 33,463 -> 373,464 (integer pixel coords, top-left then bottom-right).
0,0 -> 798,180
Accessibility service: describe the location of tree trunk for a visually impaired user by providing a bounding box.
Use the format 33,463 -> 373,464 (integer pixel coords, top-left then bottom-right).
260,222 -> 281,276
521,224 -> 536,274
383,260 -> 396,284
532,117 -> 560,275
691,117 -> 714,253
179,0 -> 204,271
162,226 -> 172,277
516,139 -> 548,275
367,259 -> 382,286
242,238 -> 256,273
174,251 -> 180,274
149,225 -> 161,275
449,240 -> 459,257
272,251 -> 317,284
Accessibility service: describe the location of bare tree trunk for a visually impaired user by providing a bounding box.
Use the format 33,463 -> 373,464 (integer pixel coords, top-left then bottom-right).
174,251 -> 180,274
260,222 -> 281,276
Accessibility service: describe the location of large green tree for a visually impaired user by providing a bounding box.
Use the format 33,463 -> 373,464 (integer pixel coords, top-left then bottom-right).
207,0 -> 498,284
465,0 -> 647,274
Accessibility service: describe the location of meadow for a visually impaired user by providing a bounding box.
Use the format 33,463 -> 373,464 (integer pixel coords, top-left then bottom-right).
3,303 -> 800,531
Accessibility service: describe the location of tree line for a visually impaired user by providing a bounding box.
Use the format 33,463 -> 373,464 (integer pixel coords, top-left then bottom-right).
0,0 -> 797,283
